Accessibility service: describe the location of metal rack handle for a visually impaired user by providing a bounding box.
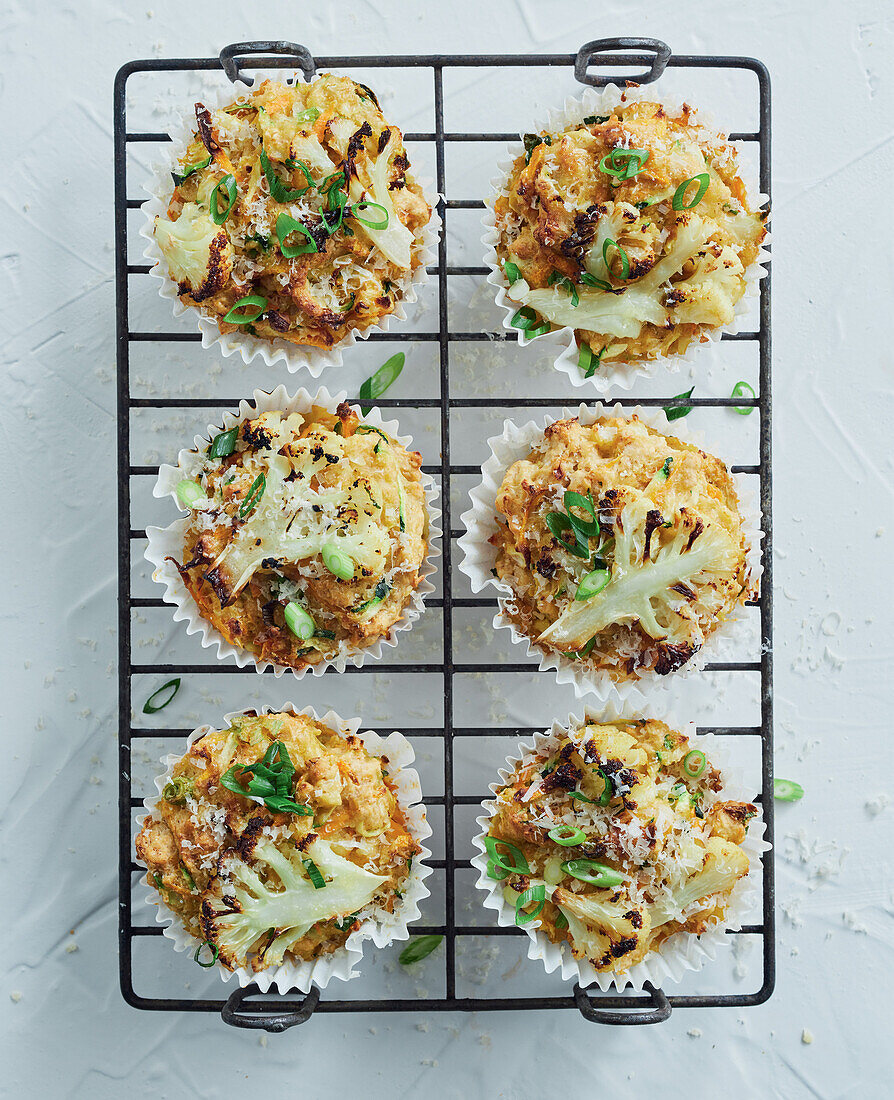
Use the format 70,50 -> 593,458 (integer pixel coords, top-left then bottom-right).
220,983 -> 320,1032
573,981 -> 672,1025
574,37 -> 671,87
219,41 -> 317,87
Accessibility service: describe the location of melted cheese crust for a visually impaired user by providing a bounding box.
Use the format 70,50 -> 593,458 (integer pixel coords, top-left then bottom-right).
173,403 -> 429,670
495,100 -> 767,366
156,74 -> 431,348
487,718 -> 755,974
135,711 -> 419,968
491,416 -> 751,681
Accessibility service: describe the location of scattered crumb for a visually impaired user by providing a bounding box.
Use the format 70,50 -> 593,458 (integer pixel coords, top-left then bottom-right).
65,943 -> 79,954
865,794 -> 890,817
10,991 -> 22,1003
259,1035 -> 268,1048
801,1028 -> 814,1045
687,1027 -> 702,1038
420,1059 -> 439,1067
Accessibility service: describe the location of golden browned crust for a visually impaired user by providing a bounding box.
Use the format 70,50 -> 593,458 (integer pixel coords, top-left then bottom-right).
156,74 -> 432,348
135,711 -> 420,969
495,100 -> 767,367
485,718 -> 755,974
172,403 -> 429,671
490,415 -> 752,681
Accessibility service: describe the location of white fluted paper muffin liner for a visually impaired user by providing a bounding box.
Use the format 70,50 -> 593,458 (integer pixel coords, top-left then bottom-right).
135,703 -> 433,993
145,384 -> 441,676
458,402 -> 763,703
139,75 -> 441,378
481,83 -> 770,394
471,698 -> 770,992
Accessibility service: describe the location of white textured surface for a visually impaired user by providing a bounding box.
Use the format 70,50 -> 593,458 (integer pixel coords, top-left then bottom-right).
2,2 -> 893,1097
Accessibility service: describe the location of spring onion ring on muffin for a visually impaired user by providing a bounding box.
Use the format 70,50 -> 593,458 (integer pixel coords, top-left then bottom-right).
152,74 -> 432,348
494,99 -> 766,370
136,710 -> 421,972
489,414 -> 753,680
167,402 -> 429,670
483,717 -> 756,975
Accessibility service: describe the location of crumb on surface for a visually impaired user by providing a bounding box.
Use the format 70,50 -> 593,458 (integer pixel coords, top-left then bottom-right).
801,1028 -> 814,1045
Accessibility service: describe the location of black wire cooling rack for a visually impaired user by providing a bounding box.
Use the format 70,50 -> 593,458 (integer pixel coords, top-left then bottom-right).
114,38 -> 773,1030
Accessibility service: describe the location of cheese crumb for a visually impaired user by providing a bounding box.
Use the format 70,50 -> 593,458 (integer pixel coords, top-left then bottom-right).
687,1027 -> 702,1038
801,1028 -> 814,1045
10,991 -> 22,1003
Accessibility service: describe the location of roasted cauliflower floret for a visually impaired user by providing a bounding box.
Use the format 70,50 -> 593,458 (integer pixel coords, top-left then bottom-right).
650,837 -> 750,927
553,887 -> 652,971
540,490 -> 740,653
154,202 -> 233,302
200,838 -> 387,970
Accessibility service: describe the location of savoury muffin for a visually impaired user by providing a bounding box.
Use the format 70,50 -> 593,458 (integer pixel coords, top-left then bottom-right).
166,400 -> 431,671
136,710 -> 423,973
493,99 -> 766,371
488,414 -> 753,681
151,73 -> 432,349
480,717 -> 756,978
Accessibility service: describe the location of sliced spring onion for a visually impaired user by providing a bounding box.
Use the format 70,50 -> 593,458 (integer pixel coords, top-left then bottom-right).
142,678 -> 181,714
581,342 -> 607,379
510,306 -> 539,331
545,511 -> 588,559
568,789 -> 598,804
664,386 -> 695,421
260,149 -> 309,202
528,322 -> 552,338
219,741 -> 313,816
399,935 -> 443,965
303,859 -> 326,889
515,883 -> 546,926
599,148 -> 649,181
275,212 -> 317,258
658,456 -> 673,480
504,260 -> 521,284
563,490 -> 600,538
548,270 -> 580,307
210,174 -> 237,224
672,172 -> 710,211
350,200 -> 389,229
194,941 -> 219,968
209,426 -> 238,458
359,352 -> 404,408
575,568 -> 610,602
561,859 -> 624,888
580,272 -> 613,291
172,155 -> 211,186
284,602 -> 315,640
597,767 -> 613,806
175,479 -> 202,507
731,380 -> 757,414
238,473 -> 265,519
548,825 -> 587,847
483,835 -> 530,880
602,238 -> 630,280
683,749 -> 707,779
223,294 -> 267,325
774,778 -> 804,802
322,543 -> 355,580
295,106 -> 321,123
555,911 -> 569,930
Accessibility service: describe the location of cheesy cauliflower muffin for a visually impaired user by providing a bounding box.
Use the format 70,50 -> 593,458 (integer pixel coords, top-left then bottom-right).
482,718 -> 756,976
489,415 -> 752,680
136,710 -> 421,972
494,100 -> 766,369
153,74 -> 432,348
168,402 -> 430,670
